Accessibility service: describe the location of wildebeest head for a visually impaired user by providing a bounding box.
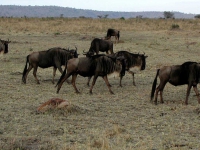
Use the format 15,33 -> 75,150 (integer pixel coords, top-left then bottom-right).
0,39 -> 11,54
83,49 -> 95,57
69,46 -> 79,58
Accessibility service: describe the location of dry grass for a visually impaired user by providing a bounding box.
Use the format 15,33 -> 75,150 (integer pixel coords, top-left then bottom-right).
0,18 -> 200,150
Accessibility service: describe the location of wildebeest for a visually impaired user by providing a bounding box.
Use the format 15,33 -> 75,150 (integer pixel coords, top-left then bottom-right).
105,28 -> 120,43
83,38 -> 113,56
87,51 -> 148,87
0,39 -> 11,54
151,61 -> 200,105
114,51 -> 148,86
22,47 -> 78,84
56,54 -> 127,94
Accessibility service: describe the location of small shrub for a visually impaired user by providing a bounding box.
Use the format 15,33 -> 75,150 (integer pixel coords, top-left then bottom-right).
171,24 -> 179,29
54,32 -> 61,35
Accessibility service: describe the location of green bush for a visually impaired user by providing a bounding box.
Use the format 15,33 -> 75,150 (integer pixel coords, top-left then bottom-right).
171,24 -> 179,29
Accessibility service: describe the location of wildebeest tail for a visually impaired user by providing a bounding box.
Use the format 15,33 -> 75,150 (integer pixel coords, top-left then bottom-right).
118,31 -> 120,39
55,67 -> 67,87
22,55 -> 29,82
151,69 -> 160,100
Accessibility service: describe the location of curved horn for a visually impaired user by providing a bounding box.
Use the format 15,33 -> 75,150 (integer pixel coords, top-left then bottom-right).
82,50 -> 87,54
75,46 -> 77,51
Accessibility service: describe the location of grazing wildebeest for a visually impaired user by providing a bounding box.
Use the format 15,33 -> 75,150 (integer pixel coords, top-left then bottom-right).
106,28 -> 120,43
86,51 -> 148,87
83,38 -> 113,56
0,39 -> 11,54
22,47 -> 78,84
151,61 -> 200,105
56,54 -> 127,94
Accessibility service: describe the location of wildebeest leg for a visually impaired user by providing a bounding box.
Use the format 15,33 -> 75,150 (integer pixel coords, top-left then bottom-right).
119,76 -> 123,87
155,85 -> 165,104
57,73 -> 71,93
115,36 -> 118,44
185,84 -> 192,105
128,71 -> 136,86
71,74 -> 80,93
160,90 -> 164,104
89,75 -> 98,94
102,75 -> 114,94
52,67 -> 57,84
57,65 -> 70,84
193,85 -> 200,104
23,65 -> 33,83
33,66 -> 40,84
87,76 -> 92,86
155,87 -> 160,105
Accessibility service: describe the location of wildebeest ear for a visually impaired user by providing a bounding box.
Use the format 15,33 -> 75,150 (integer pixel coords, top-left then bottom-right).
145,56 -> 148,58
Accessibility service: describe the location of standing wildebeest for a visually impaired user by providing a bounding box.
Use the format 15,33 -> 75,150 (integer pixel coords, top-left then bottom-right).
22,47 -> 78,84
56,54 -> 127,94
151,61 -> 200,105
106,28 -> 120,43
86,51 -> 148,87
0,39 -> 11,54
114,51 -> 148,86
83,38 -> 113,56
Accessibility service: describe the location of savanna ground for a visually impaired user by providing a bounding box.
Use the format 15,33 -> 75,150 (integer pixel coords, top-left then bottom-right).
0,18 -> 200,150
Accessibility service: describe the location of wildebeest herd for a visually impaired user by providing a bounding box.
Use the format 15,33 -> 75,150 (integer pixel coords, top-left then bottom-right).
2,28 -> 200,105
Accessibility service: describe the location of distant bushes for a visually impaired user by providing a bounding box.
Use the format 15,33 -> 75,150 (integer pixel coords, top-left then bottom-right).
194,14 -> 200,19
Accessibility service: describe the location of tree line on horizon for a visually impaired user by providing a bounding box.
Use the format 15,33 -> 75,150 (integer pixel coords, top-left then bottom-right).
0,5 -> 199,19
